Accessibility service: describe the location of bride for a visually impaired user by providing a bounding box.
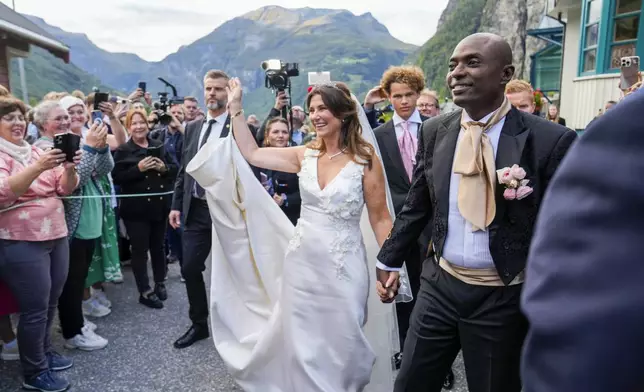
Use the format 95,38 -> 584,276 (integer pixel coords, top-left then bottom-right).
186,78 -> 410,391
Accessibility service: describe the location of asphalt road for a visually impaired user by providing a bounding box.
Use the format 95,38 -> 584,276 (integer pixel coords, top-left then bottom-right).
0,262 -> 468,392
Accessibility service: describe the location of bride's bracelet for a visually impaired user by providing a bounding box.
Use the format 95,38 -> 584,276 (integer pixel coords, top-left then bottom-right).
231,109 -> 244,119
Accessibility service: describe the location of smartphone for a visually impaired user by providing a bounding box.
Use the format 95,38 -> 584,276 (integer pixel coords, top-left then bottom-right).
94,92 -> 109,109
53,133 -> 81,162
620,56 -> 640,90
138,81 -> 146,93
146,146 -> 162,159
91,110 -> 103,125
308,72 -> 331,86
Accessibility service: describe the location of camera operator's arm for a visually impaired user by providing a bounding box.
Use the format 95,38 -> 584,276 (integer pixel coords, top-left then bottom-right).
169,114 -> 185,135
228,78 -> 305,174
256,91 -> 288,145
98,102 -> 127,150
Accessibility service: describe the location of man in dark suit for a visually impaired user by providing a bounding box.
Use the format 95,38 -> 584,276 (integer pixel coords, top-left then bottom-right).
375,33 -> 577,392
521,89 -> 644,391
170,69 -> 232,349
369,65 -> 444,377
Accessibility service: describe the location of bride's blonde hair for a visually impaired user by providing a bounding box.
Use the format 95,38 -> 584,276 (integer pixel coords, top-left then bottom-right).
305,82 -> 374,169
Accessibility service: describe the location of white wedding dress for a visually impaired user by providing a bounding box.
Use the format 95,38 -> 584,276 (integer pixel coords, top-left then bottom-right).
186,97 -> 411,392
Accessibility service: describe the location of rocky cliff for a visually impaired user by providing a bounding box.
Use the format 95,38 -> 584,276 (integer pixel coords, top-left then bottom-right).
415,0 -> 548,96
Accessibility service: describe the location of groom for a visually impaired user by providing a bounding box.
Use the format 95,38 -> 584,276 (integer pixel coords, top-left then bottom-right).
376,33 -> 576,392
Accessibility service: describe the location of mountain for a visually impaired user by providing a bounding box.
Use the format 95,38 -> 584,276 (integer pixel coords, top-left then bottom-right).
9,47 -> 113,106
22,7 -> 417,116
413,0 -> 548,97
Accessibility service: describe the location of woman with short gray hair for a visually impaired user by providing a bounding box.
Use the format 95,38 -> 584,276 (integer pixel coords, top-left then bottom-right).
32,101 -> 71,150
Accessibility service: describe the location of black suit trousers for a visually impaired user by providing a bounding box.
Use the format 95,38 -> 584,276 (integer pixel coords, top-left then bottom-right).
395,244 -> 421,349
181,198 -> 212,328
395,260 -> 527,392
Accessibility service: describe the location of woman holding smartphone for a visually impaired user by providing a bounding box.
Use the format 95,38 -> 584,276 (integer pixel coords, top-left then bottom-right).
112,109 -> 177,309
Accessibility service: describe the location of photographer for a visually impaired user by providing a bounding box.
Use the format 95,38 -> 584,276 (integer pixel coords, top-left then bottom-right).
255,91 -> 307,146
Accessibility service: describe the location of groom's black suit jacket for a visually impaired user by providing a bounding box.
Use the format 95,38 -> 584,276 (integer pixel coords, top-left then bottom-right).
374,116 -> 431,255
377,107 -> 577,285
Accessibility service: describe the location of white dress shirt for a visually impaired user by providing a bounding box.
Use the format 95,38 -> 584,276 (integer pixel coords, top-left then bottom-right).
377,107 -> 507,271
392,109 -> 423,141
198,111 -> 228,148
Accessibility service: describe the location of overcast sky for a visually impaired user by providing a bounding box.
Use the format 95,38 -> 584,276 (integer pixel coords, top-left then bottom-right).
5,0 -> 448,61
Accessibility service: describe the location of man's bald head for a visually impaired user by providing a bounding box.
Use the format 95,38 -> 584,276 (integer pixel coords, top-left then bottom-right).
460,33 -> 513,66
447,33 -> 516,120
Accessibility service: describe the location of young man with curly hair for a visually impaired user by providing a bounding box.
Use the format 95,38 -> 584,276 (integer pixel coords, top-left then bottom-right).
365,65 -> 455,389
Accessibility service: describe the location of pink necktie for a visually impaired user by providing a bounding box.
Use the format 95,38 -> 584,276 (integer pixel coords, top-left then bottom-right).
398,121 -> 416,180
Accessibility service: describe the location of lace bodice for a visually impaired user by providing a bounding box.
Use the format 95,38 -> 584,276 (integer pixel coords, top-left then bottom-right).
287,148 -> 366,279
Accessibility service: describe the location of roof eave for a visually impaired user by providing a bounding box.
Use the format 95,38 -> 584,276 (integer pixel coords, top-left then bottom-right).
0,18 -> 69,63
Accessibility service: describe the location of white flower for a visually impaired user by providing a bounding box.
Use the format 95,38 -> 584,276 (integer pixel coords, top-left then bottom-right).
0,228 -> 10,238
40,217 -> 52,235
18,211 -> 30,220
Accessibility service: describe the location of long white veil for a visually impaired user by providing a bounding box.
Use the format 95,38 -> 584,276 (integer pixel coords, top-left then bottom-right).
351,94 -> 412,391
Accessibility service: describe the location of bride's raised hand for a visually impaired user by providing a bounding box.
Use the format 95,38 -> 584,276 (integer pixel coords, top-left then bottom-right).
227,77 -> 243,112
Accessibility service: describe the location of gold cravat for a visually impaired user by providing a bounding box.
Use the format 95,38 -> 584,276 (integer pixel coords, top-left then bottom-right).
453,99 -> 512,231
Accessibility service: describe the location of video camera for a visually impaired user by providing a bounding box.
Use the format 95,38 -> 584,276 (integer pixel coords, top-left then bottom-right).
261,59 -> 299,91
261,59 -> 300,126
152,77 -> 185,126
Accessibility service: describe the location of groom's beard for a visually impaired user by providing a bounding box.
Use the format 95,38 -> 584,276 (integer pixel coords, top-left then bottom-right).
207,99 -> 227,111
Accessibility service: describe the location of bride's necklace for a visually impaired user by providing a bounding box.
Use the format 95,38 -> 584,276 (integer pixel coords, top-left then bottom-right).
327,148 -> 346,160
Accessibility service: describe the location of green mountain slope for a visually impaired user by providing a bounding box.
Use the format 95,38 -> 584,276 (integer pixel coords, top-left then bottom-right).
25,6 -> 418,116
412,0 -> 488,98
9,47 -> 113,105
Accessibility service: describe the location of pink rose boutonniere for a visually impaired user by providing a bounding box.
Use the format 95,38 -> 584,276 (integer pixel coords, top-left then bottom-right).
496,164 -> 533,200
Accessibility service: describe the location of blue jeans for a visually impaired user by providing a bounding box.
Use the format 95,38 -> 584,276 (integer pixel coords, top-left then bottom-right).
0,238 -> 69,377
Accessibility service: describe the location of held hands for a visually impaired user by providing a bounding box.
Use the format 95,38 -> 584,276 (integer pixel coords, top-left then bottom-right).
226,78 -> 243,113
376,267 -> 400,303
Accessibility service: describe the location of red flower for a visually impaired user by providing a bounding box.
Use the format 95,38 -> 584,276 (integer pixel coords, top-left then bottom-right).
307,86 -> 313,93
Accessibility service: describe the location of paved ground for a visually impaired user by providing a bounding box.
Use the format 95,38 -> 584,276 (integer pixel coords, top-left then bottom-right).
0,262 -> 468,392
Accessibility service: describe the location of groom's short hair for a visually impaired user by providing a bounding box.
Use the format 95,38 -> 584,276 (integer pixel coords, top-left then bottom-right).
380,65 -> 425,96
204,69 -> 230,82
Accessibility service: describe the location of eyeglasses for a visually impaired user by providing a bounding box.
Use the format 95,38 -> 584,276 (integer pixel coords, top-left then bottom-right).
49,115 -> 70,123
1,114 -> 26,123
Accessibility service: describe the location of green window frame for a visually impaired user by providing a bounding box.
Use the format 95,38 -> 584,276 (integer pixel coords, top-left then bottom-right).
579,0 -> 644,75
605,0 -> 644,71
579,0 -> 604,74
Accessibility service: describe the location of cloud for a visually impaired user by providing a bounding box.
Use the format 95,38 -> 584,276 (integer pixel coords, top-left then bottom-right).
4,0 -> 448,61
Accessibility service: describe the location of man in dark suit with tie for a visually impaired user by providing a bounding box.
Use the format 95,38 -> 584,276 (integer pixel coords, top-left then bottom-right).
170,69 -> 232,349
375,33 -> 577,392
521,89 -> 644,392
367,65 -> 443,376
